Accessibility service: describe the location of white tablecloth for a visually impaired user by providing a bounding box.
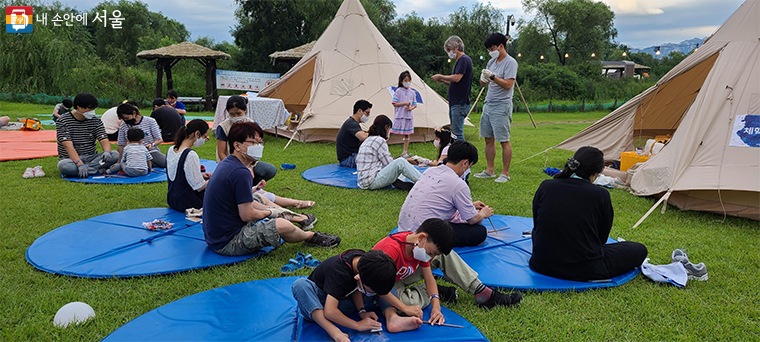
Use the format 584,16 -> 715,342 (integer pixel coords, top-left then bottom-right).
214,96 -> 289,131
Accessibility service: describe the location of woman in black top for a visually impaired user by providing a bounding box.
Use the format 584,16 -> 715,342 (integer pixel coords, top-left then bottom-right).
529,146 -> 647,281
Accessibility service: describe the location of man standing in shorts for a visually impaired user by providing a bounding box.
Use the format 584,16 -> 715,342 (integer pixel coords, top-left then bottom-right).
474,33 -> 517,183
431,35 -> 472,141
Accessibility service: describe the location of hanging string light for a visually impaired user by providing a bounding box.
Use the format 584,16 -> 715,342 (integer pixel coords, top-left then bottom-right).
591,52 -> 596,58
540,55 -> 545,60
517,53 -> 522,58
564,53 -> 569,58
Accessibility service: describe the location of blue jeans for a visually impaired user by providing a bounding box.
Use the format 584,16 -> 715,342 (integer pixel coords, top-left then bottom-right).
291,278 -> 374,321
58,152 -> 120,177
368,158 -> 421,189
449,104 -> 469,141
253,161 -> 277,185
339,153 -> 357,168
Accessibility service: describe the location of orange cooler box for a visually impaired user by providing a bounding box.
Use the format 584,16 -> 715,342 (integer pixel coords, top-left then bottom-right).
620,151 -> 650,171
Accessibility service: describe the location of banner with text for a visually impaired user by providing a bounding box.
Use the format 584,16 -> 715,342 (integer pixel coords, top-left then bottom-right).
216,70 -> 280,92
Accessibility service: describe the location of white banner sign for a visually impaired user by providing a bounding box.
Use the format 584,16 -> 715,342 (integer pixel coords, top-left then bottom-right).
216,70 -> 279,92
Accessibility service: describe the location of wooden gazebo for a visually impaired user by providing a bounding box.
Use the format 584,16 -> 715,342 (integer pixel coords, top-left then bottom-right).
268,41 -> 316,65
137,42 -> 231,111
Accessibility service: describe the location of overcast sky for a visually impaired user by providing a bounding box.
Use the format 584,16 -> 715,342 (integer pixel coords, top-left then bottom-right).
58,0 -> 744,49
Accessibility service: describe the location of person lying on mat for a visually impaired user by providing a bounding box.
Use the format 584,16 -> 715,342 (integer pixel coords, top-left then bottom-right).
106,128 -> 153,177
336,99 -> 371,168
356,115 -> 421,190
530,146 -> 648,281
215,95 -> 277,186
398,140 -> 492,247
116,102 -> 167,168
292,249 -> 397,342
167,119 -> 211,213
374,218 -> 522,331
56,92 -> 120,178
203,122 -> 341,256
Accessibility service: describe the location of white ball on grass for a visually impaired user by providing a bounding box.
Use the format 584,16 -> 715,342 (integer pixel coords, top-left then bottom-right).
53,302 -> 95,328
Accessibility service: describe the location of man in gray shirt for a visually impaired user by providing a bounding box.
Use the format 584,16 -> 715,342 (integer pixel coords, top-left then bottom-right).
473,33 -> 517,183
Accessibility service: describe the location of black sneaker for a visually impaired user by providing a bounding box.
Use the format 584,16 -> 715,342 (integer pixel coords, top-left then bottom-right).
304,231 -> 341,248
478,289 -> 522,309
297,213 -> 318,231
437,285 -> 458,303
392,179 -> 414,191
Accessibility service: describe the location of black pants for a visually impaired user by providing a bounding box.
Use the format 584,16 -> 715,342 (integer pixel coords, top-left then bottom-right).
599,241 -> 648,279
107,132 -> 119,142
449,222 -> 487,247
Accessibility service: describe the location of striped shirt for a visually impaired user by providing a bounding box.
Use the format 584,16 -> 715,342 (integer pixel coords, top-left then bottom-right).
56,112 -> 108,160
356,136 -> 393,189
121,143 -> 153,170
117,116 -> 162,151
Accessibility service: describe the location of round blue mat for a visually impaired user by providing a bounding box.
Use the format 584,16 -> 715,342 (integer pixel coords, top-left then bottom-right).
390,215 -> 640,292
302,164 -> 427,189
61,159 -> 217,184
102,277 -> 489,342
26,208 -> 273,278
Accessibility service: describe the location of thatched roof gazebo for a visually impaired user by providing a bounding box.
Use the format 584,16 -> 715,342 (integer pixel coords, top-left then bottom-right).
137,41 -> 231,111
268,41 -> 316,65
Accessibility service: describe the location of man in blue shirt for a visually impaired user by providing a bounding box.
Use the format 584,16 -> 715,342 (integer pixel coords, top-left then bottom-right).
166,89 -> 187,117
432,35 -> 473,141
203,122 -> 341,256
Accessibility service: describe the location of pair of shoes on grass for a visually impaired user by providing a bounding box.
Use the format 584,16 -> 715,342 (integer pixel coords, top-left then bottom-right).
473,170 -> 510,183
23,166 -> 45,178
672,249 -> 708,281
436,284 -> 522,309
280,251 -> 322,274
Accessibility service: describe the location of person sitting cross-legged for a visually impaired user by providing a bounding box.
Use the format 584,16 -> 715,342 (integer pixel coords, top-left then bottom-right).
398,140 -> 493,247
202,121 -> 340,256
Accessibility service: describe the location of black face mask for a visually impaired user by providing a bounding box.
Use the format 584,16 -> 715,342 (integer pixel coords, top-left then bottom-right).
124,119 -> 136,125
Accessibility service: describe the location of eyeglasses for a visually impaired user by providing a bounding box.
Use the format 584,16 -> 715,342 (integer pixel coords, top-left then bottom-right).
358,278 -> 375,295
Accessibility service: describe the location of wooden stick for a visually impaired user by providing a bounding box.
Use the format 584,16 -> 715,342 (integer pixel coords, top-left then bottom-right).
466,87 -> 486,118
424,321 -> 464,328
486,217 -> 498,234
515,82 -> 536,128
487,226 -> 511,233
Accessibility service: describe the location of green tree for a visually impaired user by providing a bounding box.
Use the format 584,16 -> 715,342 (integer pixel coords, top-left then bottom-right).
520,0 -> 616,66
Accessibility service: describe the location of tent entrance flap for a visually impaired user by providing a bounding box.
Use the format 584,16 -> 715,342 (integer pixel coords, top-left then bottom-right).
266,55 -> 317,114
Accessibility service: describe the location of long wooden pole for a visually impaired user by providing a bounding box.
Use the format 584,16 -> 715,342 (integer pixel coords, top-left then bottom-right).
515,81 -> 537,128
466,87 -> 486,118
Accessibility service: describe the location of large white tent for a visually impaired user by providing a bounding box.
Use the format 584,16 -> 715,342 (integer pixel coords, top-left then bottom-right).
553,0 -> 760,221
259,0 -> 461,144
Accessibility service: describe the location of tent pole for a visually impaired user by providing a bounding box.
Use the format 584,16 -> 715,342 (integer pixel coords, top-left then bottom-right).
633,190 -> 672,228
515,81 -> 536,128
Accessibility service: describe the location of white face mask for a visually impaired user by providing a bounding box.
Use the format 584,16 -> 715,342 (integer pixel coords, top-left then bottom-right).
80,110 -> 97,119
193,135 -> 206,148
246,144 -> 264,160
229,116 -> 246,124
447,51 -> 456,59
356,278 -> 376,297
413,239 -> 432,262
402,82 -> 411,88
360,113 -> 369,123
433,139 -> 440,149
489,49 -> 500,59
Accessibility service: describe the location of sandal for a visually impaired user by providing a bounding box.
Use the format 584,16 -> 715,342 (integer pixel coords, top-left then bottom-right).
295,200 -> 315,209
279,257 -> 304,274
297,252 -> 321,268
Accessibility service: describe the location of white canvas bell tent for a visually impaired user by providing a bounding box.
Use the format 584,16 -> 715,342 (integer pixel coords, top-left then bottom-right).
551,0 -> 760,221
258,0 -> 460,144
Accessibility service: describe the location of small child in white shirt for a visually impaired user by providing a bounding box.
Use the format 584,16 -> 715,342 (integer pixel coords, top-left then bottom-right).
108,128 -> 153,177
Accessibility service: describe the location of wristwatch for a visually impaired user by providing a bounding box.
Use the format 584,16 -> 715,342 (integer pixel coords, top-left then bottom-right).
490,74 -> 495,81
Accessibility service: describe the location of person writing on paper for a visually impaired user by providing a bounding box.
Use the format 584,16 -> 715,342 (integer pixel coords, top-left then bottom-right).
215,95 -> 277,186
356,115 -> 421,190
56,93 -> 120,178
432,35 -> 473,141
398,140 -> 492,247
530,146 -> 648,281
473,33 -> 518,184
336,100 -> 371,168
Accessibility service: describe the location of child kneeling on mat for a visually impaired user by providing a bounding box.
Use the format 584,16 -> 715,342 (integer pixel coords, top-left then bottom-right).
108,128 -> 153,177
292,250 -> 398,342
374,218 -> 522,330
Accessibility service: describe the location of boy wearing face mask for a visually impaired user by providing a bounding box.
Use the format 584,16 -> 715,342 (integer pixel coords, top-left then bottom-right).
56,92 -> 120,178
374,218 -> 521,329
292,250 -> 397,342
336,99 -> 372,168
203,122 -> 341,256
215,95 -> 278,186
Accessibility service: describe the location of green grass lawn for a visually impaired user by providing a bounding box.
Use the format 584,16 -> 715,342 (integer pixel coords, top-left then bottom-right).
1,102 -> 758,341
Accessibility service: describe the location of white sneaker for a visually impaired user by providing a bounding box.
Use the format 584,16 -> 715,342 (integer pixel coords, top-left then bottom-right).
32,166 -> 45,177
23,167 -> 34,179
495,174 -> 511,183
